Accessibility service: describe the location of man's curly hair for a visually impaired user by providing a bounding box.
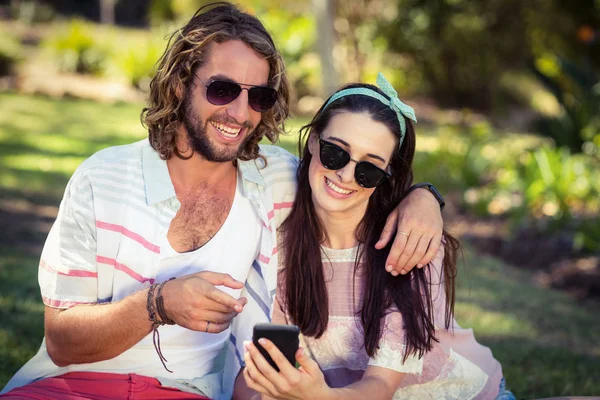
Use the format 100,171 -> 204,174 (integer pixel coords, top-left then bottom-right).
141,2 -> 290,161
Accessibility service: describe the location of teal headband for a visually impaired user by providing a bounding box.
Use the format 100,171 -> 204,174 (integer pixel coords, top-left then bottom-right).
321,73 -> 417,149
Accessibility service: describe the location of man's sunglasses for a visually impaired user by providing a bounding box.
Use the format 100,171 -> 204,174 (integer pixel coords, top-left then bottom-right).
319,138 -> 391,188
204,79 -> 278,113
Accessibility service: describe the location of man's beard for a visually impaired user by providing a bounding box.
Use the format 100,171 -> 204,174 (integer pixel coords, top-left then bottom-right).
182,92 -> 254,162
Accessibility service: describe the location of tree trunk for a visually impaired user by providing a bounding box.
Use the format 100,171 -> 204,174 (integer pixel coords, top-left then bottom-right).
313,0 -> 339,96
100,0 -> 116,25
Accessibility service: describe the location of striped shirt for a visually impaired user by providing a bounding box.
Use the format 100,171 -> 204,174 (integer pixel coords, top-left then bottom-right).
2,139 -> 298,399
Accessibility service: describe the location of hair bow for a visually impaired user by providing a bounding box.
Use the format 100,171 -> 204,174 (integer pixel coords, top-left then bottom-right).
375,73 -> 417,144
321,73 -> 417,149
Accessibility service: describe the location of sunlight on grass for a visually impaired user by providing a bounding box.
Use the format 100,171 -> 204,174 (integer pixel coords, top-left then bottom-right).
455,302 -> 539,338
2,154 -> 83,174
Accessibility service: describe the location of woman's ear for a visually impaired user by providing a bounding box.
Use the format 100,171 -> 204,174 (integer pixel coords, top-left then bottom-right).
307,133 -> 318,155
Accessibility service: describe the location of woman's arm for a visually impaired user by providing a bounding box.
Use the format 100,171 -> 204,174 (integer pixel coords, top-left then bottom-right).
327,366 -> 403,400
243,339 -> 403,400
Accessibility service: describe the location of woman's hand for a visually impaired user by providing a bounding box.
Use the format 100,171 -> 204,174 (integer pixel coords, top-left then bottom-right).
243,339 -> 332,400
375,187 -> 443,276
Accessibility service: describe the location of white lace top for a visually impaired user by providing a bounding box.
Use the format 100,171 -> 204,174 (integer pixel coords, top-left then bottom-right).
273,246 -> 502,400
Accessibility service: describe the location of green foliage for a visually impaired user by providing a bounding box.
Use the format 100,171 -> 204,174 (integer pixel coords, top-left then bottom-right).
146,0 -> 318,97
43,20 -> 108,75
382,0 -> 530,109
513,146 -> 600,252
412,118 -> 498,197
260,10 -> 316,98
532,56 -> 600,154
0,33 -> 21,77
520,147 -> 597,220
380,0 -> 599,110
9,0 -> 55,24
148,0 -> 177,25
0,248 -> 45,386
463,142 -> 600,252
413,117 -> 599,252
109,40 -> 162,90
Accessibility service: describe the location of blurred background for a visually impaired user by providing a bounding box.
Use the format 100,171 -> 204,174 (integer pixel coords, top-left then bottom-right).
0,0 -> 599,398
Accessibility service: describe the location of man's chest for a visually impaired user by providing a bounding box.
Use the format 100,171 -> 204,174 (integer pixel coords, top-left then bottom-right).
167,188 -> 235,253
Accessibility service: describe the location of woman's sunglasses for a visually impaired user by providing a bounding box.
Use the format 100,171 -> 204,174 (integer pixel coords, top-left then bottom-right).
204,79 -> 278,113
319,138 -> 391,188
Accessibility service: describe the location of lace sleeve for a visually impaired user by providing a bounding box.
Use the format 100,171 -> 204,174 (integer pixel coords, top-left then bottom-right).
368,311 -> 424,374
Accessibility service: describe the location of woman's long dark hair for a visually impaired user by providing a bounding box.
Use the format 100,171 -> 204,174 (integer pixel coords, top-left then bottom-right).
279,83 -> 460,360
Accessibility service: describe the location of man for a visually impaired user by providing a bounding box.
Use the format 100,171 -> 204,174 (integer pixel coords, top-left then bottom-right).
1,2 -> 444,399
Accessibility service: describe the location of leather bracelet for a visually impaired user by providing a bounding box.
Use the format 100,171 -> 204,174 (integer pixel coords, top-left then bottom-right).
146,281 -> 173,373
147,283 -> 159,325
407,182 -> 445,210
156,277 -> 176,325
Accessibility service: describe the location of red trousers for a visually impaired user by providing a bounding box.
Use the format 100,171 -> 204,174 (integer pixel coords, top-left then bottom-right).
0,371 -> 211,400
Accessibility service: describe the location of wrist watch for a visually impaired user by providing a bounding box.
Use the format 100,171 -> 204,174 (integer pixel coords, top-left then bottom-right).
407,182 -> 445,210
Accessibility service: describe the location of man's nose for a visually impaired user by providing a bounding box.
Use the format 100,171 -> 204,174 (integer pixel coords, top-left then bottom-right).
226,89 -> 251,124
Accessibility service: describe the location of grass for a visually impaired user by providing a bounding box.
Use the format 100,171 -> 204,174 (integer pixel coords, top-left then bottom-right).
0,92 -> 599,398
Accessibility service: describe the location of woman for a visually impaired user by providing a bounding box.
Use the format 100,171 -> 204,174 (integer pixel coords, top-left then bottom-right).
237,74 -> 514,400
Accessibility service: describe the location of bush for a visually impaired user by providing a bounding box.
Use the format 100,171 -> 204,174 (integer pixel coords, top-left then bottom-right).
109,39 -> 162,91
532,56 -> 600,154
480,145 -> 600,252
413,118 -> 497,195
43,19 -> 108,75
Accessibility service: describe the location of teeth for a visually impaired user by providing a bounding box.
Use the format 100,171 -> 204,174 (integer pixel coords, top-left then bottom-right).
326,178 -> 353,195
212,122 -> 241,137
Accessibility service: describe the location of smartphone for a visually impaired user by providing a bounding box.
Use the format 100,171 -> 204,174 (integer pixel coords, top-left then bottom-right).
252,323 -> 300,372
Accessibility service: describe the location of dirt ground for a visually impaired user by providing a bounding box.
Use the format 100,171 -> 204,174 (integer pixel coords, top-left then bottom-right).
443,199 -> 600,302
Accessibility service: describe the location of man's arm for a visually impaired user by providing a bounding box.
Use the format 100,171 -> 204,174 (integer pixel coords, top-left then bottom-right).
45,271 -> 246,367
375,186 -> 444,275
45,291 -> 150,366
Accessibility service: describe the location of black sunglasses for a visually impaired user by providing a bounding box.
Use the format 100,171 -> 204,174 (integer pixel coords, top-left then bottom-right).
319,138 -> 391,188
203,79 -> 278,113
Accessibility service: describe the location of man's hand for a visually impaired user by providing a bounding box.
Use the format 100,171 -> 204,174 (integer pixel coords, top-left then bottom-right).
162,271 -> 247,333
375,188 -> 443,275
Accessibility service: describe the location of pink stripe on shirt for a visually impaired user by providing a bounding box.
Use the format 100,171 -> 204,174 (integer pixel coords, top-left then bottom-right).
258,253 -> 270,264
42,296 -> 91,308
96,256 -> 154,283
274,202 -> 294,210
96,221 -> 160,254
40,259 -> 98,278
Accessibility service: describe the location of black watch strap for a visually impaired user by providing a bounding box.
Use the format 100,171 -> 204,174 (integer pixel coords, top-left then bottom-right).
407,182 -> 445,210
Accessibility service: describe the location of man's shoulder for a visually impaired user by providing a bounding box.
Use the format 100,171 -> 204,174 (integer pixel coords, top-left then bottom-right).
74,139 -> 148,179
257,144 -> 299,170
251,145 -> 298,194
